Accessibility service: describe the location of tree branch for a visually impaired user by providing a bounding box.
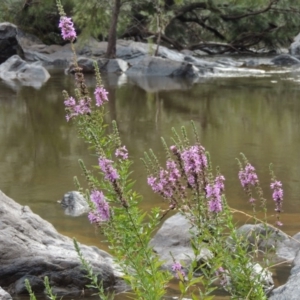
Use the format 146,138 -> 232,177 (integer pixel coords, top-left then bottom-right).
221,0 -> 278,21
177,15 -> 226,41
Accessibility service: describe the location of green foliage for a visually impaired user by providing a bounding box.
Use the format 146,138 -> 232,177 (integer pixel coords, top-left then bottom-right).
1,0 -> 300,51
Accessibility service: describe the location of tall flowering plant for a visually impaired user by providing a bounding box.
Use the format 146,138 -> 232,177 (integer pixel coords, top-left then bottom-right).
40,2 -> 286,300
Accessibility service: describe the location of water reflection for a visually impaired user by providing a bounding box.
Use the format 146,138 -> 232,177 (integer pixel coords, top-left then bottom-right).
0,69 -> 300,297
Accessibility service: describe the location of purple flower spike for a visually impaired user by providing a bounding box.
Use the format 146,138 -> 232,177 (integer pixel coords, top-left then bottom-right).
147,160 -> 181,199
115,146 -> 128,160
59,16 -> 77,41
181,145 -> 207,187
94,86 -> 109,106
206,179 -> 223,214
171,262 -> 185,279
270,180 -> 283,214
64,96 -> 76,107
98,156 -> 119,182
238,163 -> 258,188
89,190 -> 110,222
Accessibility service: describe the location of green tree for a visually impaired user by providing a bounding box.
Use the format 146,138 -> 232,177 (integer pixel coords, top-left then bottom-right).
1,0 -> 300,53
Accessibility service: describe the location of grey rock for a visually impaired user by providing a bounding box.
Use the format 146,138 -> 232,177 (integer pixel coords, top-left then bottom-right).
150,213 -> 212,274
0,190 -> 122,296
215,57 -> 244,67
59,191 -> 90,217
271,54 -> 300,66
0,287 -> 12,300
0,22 -> 24,63
289,33 -> 300,56
234,224 -> 300,262
66,57 -> 129,74
126,56 -> 200,78
269,244 -> 300,300
0,55 -> 50,88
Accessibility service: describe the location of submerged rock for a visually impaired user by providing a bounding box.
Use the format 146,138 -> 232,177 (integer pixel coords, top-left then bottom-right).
0,190 -> 122,297
0,55 -> 50,88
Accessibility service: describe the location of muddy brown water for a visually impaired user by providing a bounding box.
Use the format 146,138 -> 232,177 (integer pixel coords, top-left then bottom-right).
1,67 -> 300,299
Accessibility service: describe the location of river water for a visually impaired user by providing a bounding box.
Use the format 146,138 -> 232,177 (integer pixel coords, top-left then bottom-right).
1,65 -> 300,298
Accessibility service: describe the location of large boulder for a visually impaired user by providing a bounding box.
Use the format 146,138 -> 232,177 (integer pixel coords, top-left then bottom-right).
125,56 -> 200,78
233,224 -> 300,262
289,33 -> 300,56
271,54 -> 300,66
0,190 -> 123,297
0,55 -> 50,88
269,242 -> 300,300
0,23 -> 24,63
0,287 -> 12,300
150,213 -> 212,274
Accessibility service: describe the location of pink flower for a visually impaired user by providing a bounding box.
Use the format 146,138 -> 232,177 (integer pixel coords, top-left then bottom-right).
98,156 -> 119,182
115,146 -> 128,160
59,16 -> 76,41
94,86 -> 109,106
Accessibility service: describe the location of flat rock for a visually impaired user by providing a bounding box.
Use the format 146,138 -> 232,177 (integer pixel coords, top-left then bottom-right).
0,190 -> 123,297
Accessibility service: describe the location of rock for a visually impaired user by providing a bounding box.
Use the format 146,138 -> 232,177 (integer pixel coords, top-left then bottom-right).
0,55 -> 50,88
0,287 -> 12,300
0,190 -> 122,297
215,57 -> 244,68
59,191 -> 90,217
268,232 -> 300,299
150,213 -> 212,274
271,54 -> 300,66
126,56 -> 200,78
0,22 -> 24,63
66,57 -> 129,74
269,244 -> 300,300
289,33 -> 300,56
234,224 -> 300,262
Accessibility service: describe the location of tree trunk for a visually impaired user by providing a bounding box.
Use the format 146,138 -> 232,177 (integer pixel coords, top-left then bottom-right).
106,0 -> 121,58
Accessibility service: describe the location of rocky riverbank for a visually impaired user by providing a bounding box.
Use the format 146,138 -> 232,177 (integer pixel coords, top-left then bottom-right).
2,22 -> 300,90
